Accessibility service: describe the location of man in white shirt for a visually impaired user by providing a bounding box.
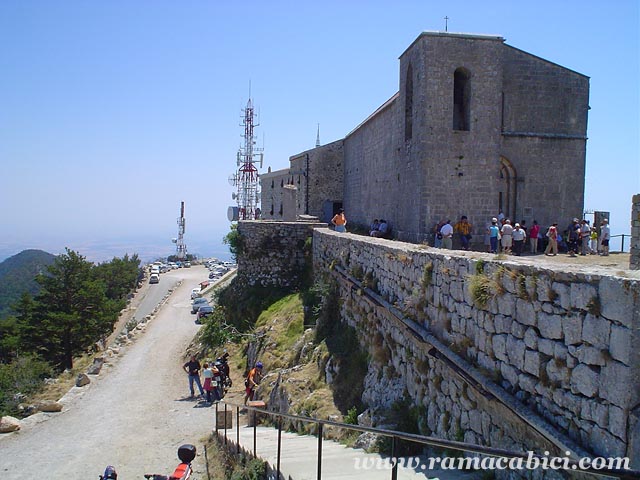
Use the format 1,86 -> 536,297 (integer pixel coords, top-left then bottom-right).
440,220 -> 454,249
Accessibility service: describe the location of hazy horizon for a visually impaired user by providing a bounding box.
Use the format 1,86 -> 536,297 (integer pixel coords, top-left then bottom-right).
0,230 -> 233,264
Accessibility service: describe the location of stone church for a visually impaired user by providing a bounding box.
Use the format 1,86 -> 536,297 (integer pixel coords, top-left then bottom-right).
261,31 -> 590,243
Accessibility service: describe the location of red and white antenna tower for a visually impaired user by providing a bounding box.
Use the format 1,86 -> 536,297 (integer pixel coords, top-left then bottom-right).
228,96 -> 263,220
172,201 -> 187,260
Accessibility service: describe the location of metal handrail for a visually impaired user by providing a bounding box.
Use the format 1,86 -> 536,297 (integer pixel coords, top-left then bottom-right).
217,401 -> 639,480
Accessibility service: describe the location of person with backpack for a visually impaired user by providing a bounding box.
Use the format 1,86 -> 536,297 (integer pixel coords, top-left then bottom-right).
244,361 -> 263,405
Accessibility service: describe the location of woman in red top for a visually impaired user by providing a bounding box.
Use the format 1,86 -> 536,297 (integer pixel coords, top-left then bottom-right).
529,220 -> 540,254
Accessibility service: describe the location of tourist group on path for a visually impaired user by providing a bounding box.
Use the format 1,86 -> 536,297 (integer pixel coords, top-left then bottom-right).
435,214 -> 611,257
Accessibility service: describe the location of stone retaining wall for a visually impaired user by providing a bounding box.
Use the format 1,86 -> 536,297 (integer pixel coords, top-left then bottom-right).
313,229 -> 640,470
236,220 -> 327,289
631,194 -> 640,270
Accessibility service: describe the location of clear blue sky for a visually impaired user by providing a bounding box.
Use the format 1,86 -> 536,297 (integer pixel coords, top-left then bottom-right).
1,0 -> 638,262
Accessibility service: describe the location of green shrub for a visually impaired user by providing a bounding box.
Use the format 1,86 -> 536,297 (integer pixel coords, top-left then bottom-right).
0,354 -> 53,416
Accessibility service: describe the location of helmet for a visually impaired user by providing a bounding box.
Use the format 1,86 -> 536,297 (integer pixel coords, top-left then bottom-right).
256,361 -> 263,369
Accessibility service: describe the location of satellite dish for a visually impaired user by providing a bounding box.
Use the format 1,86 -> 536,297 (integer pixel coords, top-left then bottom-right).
228,173 -> 238,186
227,206 -> 239,222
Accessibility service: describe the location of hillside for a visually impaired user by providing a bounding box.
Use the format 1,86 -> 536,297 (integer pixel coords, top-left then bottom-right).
0,249 -> 56,318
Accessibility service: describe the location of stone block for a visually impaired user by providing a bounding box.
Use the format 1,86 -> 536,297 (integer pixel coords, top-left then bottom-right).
469,409 -> 483,435
492,334 -> 508,362
524,327 -> 538,350
496,294 -> 516,317
608,405 -> 627,440
609,324 -> 632,366
500,362 -> 519,387
570,283 -> 598,311
538,312 -> 563,340
582,314 -> 611,349
494,315 -> 512,334
536,277 -> 553,302
561,313 -> 582,346
518,373 -> 537,392
507,336 -> 526,370
515,298 -> 537,326
552,282 -> 571,309
546,359 -> 570,386
599,277 -> 639,328
524,350 -> 542,377
511,321 -> 526,339
538,338 -> 555,356
590,424 -> 627,457
572,345 -> 607,366
600,361 -> 635,408
570,364 -> 599,397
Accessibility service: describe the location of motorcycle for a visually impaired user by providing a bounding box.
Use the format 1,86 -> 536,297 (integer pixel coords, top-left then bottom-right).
214,352 -> 232,397
99,444 -> 196,480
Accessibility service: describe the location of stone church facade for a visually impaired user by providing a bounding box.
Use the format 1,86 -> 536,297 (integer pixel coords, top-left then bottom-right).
261,32 -> 590,242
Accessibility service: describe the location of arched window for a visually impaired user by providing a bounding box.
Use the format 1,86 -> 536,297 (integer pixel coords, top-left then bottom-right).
405,63 -> 414,140
453,68 -> 471,131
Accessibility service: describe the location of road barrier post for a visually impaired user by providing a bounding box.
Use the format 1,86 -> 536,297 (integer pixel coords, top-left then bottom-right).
317,422 -> 323,479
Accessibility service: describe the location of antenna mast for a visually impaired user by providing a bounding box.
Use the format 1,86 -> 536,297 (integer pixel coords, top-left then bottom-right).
229,95 -> 263,220
174,201 -> 187,260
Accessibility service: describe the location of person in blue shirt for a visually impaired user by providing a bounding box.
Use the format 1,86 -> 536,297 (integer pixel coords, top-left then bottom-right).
488,218 -> 500,254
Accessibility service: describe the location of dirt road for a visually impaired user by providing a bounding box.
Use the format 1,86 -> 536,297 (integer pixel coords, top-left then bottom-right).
0,266 -> 217,479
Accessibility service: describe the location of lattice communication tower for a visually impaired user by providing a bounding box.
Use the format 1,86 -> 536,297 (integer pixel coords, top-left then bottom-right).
228,97 -> 263,221
171,201 -> 187,260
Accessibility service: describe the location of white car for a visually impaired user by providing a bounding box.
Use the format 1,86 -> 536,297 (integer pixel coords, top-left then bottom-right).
149,274 -> 160,284
190,287 -> 201,299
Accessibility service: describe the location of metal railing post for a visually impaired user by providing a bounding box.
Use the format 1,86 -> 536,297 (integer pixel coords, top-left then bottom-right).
224,403 -> 228,446
391,436 -> 398,480
277,418 -> 282,479
253,409 -> 257,457
621,234 -> 626,252
236,406 -> 240,454
317,422 -> 323,480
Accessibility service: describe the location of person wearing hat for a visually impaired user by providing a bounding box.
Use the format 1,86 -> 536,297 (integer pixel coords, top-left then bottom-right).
544,223 -> 559,256
600,219 -> 610,256
500,219 -> 514,254
488,218 -> 500,254
244,361 -> 264,405
512,223 -> 526,256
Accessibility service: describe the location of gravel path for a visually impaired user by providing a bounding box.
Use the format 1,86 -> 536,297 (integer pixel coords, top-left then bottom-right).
0,266 -> 216,479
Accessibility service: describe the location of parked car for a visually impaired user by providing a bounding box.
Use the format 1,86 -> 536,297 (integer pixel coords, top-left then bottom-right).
191,287 -> 201,299
196,305 -> 214,323
184,261 -> 191,268
149,274 -> 160,284
191,297 -> 209,314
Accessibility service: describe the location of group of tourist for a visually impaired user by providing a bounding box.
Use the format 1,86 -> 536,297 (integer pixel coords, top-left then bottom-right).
369,218 -> 389,237
434,214 -> 611,257
543,217 -> 610,257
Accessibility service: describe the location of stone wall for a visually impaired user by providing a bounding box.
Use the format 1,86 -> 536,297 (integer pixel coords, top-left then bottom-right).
631,194 -> 640,270
313,229 -> 640,469
260,140 -> 344,222
236,220 -> 327,289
